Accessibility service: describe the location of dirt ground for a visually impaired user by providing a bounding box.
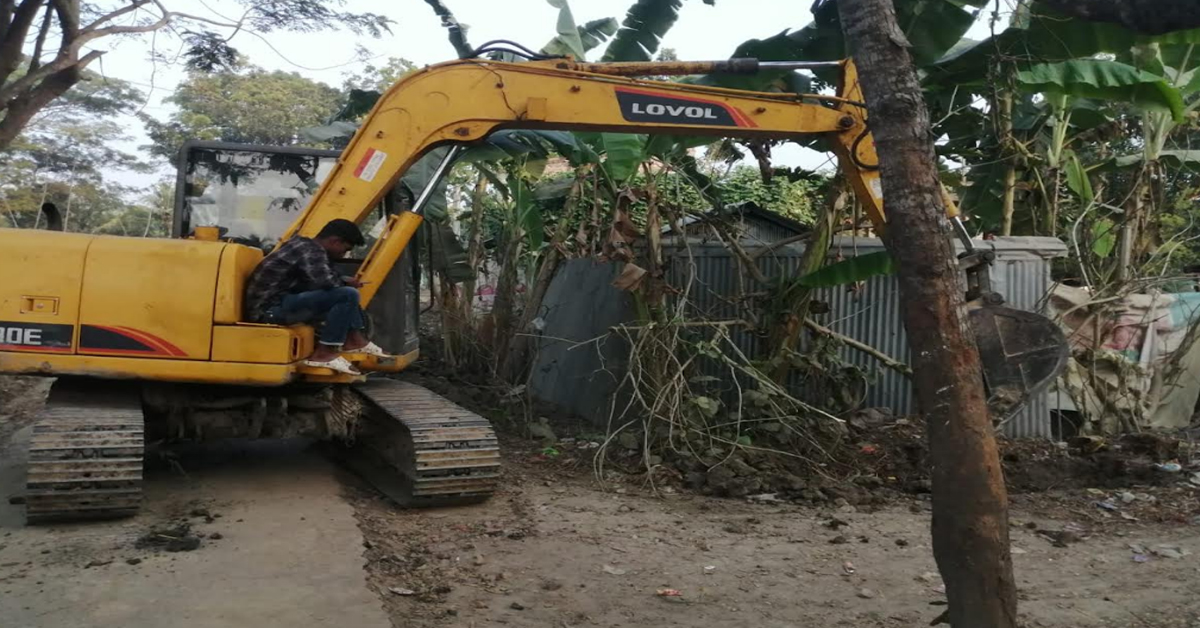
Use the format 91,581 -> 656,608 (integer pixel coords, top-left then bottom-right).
346,437 -> 1200,628
4,374 -> 1200,627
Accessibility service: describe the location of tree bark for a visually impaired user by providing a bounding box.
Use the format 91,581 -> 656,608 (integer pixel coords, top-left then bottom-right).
768,186 -> 841,383
838,1 -> 1018,627
0,54 -> 95,149
490,228 -> 523,372
1039,0 -> 1200,35
459,174 -> 489,328
0,0 -> 43,83
997,88 -> 1017,237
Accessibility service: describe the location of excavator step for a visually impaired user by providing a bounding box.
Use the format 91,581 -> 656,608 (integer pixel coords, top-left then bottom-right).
24,380 -> 144,523
342,378 -> 500,507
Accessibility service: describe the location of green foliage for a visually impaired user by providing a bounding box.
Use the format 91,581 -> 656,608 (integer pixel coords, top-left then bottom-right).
932,8 -> 1200,85
695,0 -> 984,92
716,166 -> 817,224
422,0 -> 474,59
577,19 -> 623,56
514,176 -> 545,252
797,251 -> 896,288
38,69 -> 146,121
602,0 -> 715,63
1091,218 -> 1117,258
142,65 -> 342,161
183,1 -> 391,71
541,0 -> 619,60
341,57 -> 419,93
1099,149 -> 1200,172
598,133 -> 647,181
0,74 -> 155,236
1063,149 -> 1095,204
1017,60 -> 1185,121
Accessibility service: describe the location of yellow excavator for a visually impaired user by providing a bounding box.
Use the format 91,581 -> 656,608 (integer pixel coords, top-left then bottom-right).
0,50 -> 1068,523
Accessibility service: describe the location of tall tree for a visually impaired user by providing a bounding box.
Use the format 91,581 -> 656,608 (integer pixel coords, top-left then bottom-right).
141,64 -> 342,161
0,71 -> 146,231
837,0 -> 1017,627
0,0 -> 390,152
341,57 -> 418,93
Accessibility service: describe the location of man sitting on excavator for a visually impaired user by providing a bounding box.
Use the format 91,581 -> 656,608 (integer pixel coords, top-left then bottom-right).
243,218 -> 389,375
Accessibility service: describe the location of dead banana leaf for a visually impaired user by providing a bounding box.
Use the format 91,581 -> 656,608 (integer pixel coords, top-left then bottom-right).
613,208 -> 641,239
611,263 -> 647,291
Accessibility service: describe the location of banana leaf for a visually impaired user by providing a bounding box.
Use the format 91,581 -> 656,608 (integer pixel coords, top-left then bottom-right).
1017,59 -> 1184,121
541,1 -> 619,60
602,0 -> 714,63
798,250 -> 895,288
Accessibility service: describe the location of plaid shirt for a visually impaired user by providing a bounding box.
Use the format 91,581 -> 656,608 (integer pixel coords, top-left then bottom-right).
244,237 -> 343,322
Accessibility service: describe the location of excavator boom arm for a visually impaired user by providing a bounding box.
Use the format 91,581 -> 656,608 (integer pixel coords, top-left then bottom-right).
278,58 -> 899,306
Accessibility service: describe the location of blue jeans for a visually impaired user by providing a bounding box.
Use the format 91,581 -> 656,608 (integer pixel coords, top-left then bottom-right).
267,287 -> 365,346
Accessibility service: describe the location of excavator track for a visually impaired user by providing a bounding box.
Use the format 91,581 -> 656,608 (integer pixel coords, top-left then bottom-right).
344,379 -> 499,506
24,380 -> 144,523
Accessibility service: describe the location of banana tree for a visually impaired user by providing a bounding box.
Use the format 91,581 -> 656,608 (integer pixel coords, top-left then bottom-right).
1001,44 -> 1200,279
928,6 -> 1200,236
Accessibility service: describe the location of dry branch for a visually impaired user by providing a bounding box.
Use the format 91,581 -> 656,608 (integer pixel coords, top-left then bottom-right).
803,318 -> 911,377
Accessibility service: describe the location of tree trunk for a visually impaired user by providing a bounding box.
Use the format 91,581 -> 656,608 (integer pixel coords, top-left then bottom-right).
459,174 -> 489,329
499,247 -> 561,381
490,230 -> 523,373
1000,164 -> 1017,236
997,88 -> 1017,237
838,1 -> 1018,627
768,186 -> 842,383
0,59 -> 91,151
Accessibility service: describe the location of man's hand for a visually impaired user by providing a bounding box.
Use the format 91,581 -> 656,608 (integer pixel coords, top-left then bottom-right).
343,276 -> 367,288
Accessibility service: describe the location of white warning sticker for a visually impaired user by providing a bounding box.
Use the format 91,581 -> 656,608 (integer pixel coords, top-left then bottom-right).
868,177 -> 883,200
355,148 -> 387,182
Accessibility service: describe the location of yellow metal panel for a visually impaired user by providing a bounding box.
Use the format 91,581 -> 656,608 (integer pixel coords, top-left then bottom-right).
78,236 -> 223,360
297,349 -> 418,383
0,350 -> 294,386
212,324 -> 314,364
356,212 -> 422,307
355,348 -> 419,373
0,229 -> 91,354
213,244 -> 264,324
20,296 -> 59,315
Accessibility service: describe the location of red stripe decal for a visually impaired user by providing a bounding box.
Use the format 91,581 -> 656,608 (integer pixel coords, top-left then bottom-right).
114,326 -> 187,357
90,325 -> 161,355
353,148 -> 377,178
90,325 -> 184,357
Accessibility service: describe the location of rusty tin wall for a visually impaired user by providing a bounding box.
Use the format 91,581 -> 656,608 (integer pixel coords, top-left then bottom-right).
663,235 -> 1067,438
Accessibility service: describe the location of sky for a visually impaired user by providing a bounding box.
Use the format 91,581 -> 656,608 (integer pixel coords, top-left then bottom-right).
82,0 -> 999,188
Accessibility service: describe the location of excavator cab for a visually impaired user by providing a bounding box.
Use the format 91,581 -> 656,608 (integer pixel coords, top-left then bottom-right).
172,141 -> 421,358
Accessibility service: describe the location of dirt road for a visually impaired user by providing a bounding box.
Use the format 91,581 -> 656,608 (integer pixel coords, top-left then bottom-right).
348,447 -> 1200,628
2,375 -> 1199,627
0,430 -> 390,628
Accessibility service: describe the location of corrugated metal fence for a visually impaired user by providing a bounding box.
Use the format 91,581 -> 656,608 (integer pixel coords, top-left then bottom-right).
531,236 -> 1067,438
